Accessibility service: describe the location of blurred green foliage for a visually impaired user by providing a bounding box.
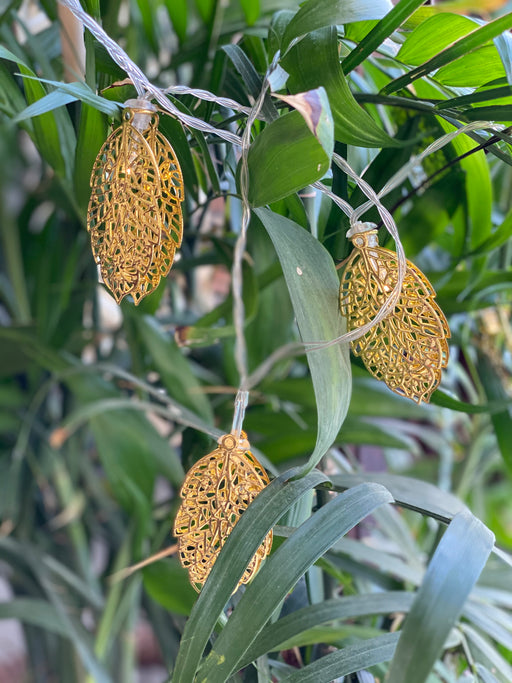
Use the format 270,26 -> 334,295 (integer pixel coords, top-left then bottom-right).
1,0 -> 512,682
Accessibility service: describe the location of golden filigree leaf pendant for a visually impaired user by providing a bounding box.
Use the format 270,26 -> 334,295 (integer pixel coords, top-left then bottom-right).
339,224 -> 450,403
173,431 -> 273,592
87,99 -> 184,305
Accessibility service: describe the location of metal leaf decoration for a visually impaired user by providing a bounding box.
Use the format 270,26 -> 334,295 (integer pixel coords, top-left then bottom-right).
87,99 -> 184,305
340,227 -> 450,403
173,432 -> 273,592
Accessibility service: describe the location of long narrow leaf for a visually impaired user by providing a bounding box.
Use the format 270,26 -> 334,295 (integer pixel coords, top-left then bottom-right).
171,468 -> 328,682
381,13 -> 512,95
281,632 -> 399,683
343,0 -> 427,74
197,482 -> 394,682
387,510 -> 494,683
240,591 -> 414,667
255,208 -> 351,471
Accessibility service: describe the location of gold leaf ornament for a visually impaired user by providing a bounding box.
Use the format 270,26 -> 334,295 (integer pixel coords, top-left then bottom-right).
87,99 -> 184,304
173,431 -> 273,592
339,222 -> 450,403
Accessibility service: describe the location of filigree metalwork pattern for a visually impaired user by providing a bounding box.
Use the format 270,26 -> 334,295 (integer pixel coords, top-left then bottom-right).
173,432 -> 272,592
87,99 -> 184,305
340,229 -> 450,403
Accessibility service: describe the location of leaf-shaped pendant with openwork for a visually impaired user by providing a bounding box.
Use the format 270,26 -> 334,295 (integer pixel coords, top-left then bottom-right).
340,226 -> 450,403
87,99 -> 184,304
173,432 -> 273,592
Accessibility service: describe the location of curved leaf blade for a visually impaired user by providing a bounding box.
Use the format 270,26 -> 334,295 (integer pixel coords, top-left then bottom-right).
283,27 -> 400,148
171,468 -> 328,683
247,107 -> 333,207
281,632 -> 399,683
241,591 -> 414,667
343,0 -> 429,74
198,482 -> 394,682
282,0 -> 392,49
387,510 -> 494,683
255,208 -> 351,470
382,12 -> 512,95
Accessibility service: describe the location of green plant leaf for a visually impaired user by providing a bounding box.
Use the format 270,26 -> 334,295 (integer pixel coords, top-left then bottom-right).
397,13 -> 478,66
17,65 -> 67,177
241,591 -> 414,666
171,468 -> 329,683
342,0 -> 430,74
387,510 -> 494,683
143,559 -> 197,616
283,27 -> 400,148
280,632 -> 399,683
16,74 -> 120,115
436,47 -> 506,87
331,472 -> 467,523
13,89 -> 77,122
478,352 -> 512,476
282,0 -> 392,49
246,106 -> 333,207
382,12 -> 512,95
197,482 -> 394,682
255,208 -> 351,470
436,115 -> 493,250
223,43 -> 278,122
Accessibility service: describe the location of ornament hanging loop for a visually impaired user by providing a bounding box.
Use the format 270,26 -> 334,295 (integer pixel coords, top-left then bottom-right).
230,390 -> 249,441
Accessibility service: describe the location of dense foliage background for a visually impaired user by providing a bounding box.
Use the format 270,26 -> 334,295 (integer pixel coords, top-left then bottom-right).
1,0 -> 512,681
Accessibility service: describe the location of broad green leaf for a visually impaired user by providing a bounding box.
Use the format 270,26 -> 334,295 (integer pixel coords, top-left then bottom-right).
382,12 -> 512,95
436,47 -> 506,87
387,510 -> 494,683
89,411 -> 159,515
283,27 -> 400,148
197,483 -> 394,682
255,208 -> 351,470
331,472 -> 467,524
282,0 -> 392,49
241,591 -> 414,666
143,559 -> 196,616
246,108 -> 332,206
276,87 -> 334,155
171,468 -> 329,683
280,633 -> 399,683
343,0 -> 428,74
398,13 -> 478,66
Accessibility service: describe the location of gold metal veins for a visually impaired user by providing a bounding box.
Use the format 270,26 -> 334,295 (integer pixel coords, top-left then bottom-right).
173,431 -> 273,592
87,99 -> 184,305
339,223 -> 450,403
